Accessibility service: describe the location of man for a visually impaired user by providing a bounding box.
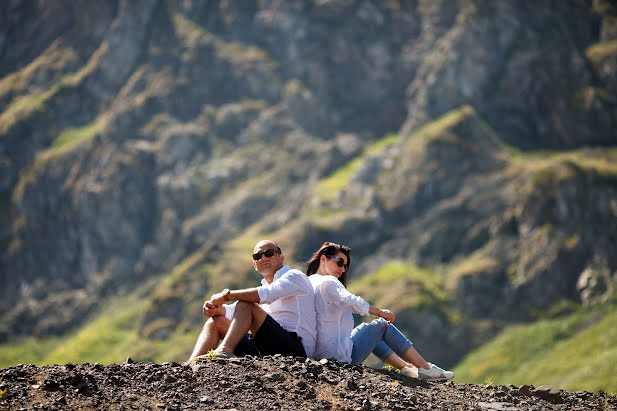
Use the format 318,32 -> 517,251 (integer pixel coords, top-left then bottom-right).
188,240 -> 316,360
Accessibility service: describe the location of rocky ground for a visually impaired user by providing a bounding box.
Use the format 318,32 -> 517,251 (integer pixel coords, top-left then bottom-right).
1,356 -> 615,410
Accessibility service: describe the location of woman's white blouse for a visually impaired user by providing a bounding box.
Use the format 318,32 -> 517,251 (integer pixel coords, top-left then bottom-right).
308,274 -> 370,363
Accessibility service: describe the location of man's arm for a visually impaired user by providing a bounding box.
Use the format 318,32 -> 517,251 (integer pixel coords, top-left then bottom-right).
209,288 -> 260,306
257,269 -> 309,304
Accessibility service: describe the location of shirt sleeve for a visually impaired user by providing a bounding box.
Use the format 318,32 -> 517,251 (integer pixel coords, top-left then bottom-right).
257,269 -> 310,304
223,302 -> 237,320
321,279 -> 370,316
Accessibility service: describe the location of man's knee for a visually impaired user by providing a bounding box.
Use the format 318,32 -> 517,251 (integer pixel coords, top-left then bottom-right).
234,301 -> 260,315
205,316 -> 228,332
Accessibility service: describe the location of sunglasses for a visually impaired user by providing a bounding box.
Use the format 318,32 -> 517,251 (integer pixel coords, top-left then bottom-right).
325,254 -> 347,269
253,248 -> 280,261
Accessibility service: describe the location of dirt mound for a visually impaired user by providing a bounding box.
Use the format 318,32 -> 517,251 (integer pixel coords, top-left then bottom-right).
1,356 -> 614,410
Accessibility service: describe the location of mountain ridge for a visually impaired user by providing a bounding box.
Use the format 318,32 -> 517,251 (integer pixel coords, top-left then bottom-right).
1,0 -> 616,392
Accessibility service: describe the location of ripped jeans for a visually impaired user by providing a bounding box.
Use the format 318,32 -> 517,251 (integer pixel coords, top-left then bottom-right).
350,318 -> 413,365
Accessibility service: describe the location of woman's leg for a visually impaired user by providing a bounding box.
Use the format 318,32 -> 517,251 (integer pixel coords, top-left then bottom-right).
381,349 -> 411,369
350,319 -> 389,365
400,346 -> 430,370
373,322 -> 430,370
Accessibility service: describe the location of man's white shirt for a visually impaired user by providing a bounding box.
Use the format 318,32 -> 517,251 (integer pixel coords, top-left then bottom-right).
223,265 -> 317,357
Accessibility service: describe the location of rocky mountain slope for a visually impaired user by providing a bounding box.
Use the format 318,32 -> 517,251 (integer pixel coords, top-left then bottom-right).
1,0 -> 617,379
1,357 -> 615,410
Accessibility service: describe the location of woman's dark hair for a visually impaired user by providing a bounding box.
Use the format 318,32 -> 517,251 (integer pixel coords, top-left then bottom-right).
305,242 -> 351,287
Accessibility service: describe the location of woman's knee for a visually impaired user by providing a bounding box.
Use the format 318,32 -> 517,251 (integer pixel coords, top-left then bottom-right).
352,317 -> 388,340
371,318 -> 389,332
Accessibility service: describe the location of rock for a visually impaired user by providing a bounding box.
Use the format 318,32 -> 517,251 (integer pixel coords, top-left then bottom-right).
264,373 -> 285,382
532,385 -> 564,403
512,384 -> 534,397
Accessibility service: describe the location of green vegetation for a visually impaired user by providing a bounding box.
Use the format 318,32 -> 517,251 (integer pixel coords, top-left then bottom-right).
585,40 -> 617,63
0,336 -> 64,368
454,304 -> 617,393
411,106 -> 476,144
0,293 -> 146,367
0,43 -> 104,135
172,13 -> 276,68
449,254 -> 498,279
507,147 -> 617,177
0,291 -> 200,367
44,294 -> 147,365
349,260 -> 447,314
314,133 -> 399,201
51,115 -> 107,152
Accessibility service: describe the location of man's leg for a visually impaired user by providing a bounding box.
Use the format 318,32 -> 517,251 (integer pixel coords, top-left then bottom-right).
216,301 -> 267,354
189,315 -> 231,360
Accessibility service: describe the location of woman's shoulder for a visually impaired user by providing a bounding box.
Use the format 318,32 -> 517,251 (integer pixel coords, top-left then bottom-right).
310,274 -> 343,291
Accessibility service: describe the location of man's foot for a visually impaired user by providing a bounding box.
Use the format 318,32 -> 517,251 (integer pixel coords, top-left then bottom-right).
401,366 -> 418,378
193,350 -> 235,361
417,363 -> 454,381
211,350 -> 236,359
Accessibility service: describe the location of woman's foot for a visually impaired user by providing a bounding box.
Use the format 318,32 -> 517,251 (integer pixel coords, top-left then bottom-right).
417,363 -> 454,381
401,366 -> 418,378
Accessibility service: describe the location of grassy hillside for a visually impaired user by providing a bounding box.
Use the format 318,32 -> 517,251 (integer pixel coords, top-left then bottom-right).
454,303 -> 617,394
2,270 -> 617,395
0,290 -> 198,367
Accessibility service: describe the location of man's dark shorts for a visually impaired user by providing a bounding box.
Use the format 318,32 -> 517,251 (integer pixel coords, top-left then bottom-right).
234,314 -> 306,358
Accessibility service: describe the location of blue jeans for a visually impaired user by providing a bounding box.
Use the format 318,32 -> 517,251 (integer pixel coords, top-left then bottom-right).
350,318 -> 413,365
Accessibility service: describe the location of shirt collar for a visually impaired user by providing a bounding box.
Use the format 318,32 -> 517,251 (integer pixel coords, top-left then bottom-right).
261,265 -> 291,286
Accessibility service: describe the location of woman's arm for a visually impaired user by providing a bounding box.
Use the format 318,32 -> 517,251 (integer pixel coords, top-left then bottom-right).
322,280 -> 370,315
368,305 -> 395,323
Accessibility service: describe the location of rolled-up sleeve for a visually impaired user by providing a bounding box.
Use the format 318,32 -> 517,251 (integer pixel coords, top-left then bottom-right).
257,270 -> 308,304
223,302 -> 237,320
321,279 -> 370,316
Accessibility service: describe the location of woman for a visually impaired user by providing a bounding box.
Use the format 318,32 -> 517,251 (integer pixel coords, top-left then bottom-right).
306,242 -> 454,381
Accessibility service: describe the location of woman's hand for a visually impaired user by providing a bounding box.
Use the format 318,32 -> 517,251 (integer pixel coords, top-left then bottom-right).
380,309 -> 395,323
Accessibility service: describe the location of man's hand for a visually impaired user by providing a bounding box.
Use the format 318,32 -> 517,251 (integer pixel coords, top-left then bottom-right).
209,291 -> 227,307
380,309 -> 395,323
203,301 -> 225,318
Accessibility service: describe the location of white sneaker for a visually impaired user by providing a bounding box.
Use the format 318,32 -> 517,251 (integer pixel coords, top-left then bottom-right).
417,363 -> 454,381
401,366 -> 418,378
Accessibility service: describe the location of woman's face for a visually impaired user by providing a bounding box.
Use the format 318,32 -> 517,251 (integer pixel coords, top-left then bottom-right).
321,250 -> 348,278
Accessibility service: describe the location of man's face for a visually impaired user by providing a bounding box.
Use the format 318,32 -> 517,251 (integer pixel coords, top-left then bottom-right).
252,241 -> 284,277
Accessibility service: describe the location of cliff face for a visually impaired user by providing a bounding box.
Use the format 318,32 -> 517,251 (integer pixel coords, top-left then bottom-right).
1,0 -> 616,367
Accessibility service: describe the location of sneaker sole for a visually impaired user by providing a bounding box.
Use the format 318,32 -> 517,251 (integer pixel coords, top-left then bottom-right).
419,375 -> 453,382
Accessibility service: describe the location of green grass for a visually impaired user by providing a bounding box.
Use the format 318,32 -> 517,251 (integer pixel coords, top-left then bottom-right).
0,226 -> 275,369
44,295 -> 147,365
51,115 -> 107,152
0,293 -> 148,368
507,147 -> 617,177
349,260 -> 447,314
315,133 -> 399,201
0,337 -> 64,368
585,39 -> 617,62
0,43 -> 104,135
172,13 -> 276,68
454,305 -> 617,393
